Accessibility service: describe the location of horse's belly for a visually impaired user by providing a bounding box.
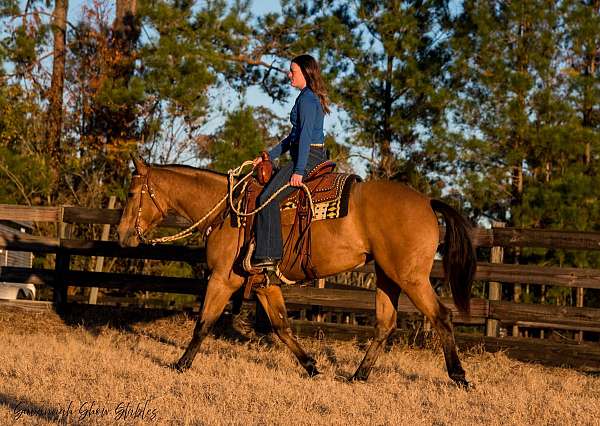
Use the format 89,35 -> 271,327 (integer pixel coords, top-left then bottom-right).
280,214 -> 368,280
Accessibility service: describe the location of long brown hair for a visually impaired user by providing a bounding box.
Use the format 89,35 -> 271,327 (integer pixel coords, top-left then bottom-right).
292,54 -> 331,115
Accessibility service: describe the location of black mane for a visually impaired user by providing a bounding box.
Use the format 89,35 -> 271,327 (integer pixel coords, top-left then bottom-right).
152,163 -> 229,177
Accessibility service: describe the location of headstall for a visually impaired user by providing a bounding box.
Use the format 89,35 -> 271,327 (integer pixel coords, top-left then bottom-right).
132,172 -> 167,242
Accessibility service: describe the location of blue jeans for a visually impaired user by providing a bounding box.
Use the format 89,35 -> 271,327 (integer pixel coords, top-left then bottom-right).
254,147 -> 328,260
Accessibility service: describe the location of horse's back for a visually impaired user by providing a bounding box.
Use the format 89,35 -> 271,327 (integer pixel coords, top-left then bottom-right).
282,180 -> 438,280
350,180 -> 438,231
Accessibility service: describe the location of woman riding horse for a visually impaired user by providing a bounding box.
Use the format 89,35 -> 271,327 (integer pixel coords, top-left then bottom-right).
117,53 -> 476,386
251,54 -> 330,270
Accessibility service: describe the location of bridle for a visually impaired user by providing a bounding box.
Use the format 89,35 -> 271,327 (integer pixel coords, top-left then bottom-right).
132,171 -> 167,243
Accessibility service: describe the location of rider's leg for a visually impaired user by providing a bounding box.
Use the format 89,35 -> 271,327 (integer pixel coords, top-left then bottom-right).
254,147 -> 329,262
254,161 -> 295,261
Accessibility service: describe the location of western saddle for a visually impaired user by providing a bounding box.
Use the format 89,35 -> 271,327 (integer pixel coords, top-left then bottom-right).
231,153 -> 360,298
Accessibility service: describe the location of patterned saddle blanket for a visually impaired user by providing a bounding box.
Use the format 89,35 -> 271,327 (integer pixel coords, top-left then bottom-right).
279,170 -> 360,225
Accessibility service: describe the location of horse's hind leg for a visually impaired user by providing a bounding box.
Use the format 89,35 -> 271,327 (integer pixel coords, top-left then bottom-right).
175,274 -> 240,372
353,265 -> 400,381
403,278 -> 468,387
254,285 -> 319,377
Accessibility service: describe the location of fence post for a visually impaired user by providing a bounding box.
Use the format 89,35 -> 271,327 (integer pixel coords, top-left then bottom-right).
88,195 -> 116,304
486,221 -> 505,337
315,278 -> 326,322
577,287 -> 584,342
53,212 -> 70,304
540,285 -> 546,339
513,256 -> 522,337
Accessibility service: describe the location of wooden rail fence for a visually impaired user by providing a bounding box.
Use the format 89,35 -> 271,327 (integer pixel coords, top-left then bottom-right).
2,203 -> 600,368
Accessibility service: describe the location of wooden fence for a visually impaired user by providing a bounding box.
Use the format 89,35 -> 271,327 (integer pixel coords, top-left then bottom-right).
1,203 -> 600,369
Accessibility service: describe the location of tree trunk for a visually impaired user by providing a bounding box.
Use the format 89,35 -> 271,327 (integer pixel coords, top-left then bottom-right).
46,0 -> 69,173
114,0 -> 138,45
581,27 -> 596,168
377,54 -> 395,179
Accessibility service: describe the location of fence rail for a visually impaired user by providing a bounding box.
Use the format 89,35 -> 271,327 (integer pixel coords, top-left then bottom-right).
3,203 -> 600,249
2,203 -> 600,368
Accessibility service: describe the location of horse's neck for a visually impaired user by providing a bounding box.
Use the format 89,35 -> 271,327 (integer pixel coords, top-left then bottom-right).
155,168 -> 229,223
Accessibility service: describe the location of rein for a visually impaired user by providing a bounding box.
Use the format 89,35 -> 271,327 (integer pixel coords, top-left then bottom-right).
134,160 -> 315,245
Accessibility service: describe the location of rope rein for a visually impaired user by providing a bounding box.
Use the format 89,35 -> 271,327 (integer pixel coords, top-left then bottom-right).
136,159 -> 315,245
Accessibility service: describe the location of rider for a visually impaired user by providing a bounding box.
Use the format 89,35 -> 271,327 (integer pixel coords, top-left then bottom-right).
251,54 -> 331,269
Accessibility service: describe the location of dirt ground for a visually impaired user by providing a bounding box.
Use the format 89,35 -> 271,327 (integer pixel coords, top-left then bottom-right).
1,305 -> 599,425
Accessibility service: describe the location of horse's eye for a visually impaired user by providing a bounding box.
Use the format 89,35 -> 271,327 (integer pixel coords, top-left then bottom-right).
128,192 -> 136,197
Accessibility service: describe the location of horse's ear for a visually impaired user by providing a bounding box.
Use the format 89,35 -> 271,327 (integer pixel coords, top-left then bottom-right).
130,153 -> 147,174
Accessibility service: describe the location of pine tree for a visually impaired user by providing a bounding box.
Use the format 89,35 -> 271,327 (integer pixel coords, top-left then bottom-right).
262,0 -> 454,183
207,105 -> 270,173
445,0 -> 565,225
1,0 -> 57,204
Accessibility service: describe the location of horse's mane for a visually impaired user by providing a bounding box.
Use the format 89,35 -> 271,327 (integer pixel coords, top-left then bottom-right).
152,163 -> 229,178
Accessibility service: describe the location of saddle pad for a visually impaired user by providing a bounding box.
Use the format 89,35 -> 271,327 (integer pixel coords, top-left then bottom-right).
280,173 -> 360,224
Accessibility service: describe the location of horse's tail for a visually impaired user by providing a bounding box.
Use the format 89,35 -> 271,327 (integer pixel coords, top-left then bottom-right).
430,199 -> 477,314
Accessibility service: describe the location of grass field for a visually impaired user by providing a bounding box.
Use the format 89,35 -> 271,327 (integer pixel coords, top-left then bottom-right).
1,305 -> 599,425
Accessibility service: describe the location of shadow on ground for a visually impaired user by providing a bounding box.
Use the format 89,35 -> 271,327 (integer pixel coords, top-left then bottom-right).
0,393 -> 71,424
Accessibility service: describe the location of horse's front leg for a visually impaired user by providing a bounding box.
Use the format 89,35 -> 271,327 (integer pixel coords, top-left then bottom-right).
175,274 -> 241,371
254,285 -> 319,377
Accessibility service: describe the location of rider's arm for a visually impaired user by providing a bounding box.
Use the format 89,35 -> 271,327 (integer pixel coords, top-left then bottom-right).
293,95 -> 319,175
268,127 -> 295,160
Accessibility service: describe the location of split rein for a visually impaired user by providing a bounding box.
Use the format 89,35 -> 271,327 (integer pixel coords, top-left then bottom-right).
134,160 -> 316,245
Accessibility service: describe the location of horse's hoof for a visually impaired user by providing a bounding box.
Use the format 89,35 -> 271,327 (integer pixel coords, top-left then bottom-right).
173,359 -> 191,373
351,371 -> 369,382
305,359 -> 321,378
452,376 -> 471,390
307,367 -> 321,378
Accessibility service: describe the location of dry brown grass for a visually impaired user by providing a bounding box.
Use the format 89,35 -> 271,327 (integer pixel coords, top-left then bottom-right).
1,307 -> 599,426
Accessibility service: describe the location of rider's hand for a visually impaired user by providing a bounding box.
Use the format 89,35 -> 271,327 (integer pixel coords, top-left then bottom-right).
290,173 -> 303,187
252,156 -> 263,167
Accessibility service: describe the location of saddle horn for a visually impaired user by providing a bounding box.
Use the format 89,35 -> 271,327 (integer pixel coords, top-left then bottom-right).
256,151 -> 273,185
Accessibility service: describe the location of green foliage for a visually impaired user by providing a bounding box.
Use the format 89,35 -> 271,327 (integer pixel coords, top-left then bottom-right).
0,0 -> 20,16
0,82 -> 52,205
0,146 -> 52,205
437,0 -> 600,282
208,105 -> 269,172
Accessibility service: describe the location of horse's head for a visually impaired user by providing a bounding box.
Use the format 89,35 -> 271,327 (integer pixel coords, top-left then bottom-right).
117,155 -> 169,247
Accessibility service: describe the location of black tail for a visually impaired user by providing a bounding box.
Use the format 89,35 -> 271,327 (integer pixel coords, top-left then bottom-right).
430,199 -> 477,313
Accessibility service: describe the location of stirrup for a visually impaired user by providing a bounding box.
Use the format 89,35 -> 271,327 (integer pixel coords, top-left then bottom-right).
242,240 -> 281,272
251,257 -> 278,271
242,240 -> 296,285
242,240 -> 257,273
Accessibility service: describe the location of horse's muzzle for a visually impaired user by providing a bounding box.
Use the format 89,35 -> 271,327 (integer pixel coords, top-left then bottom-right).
118,229 -> 140,248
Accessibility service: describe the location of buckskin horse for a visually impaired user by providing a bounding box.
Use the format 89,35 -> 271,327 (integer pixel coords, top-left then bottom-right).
117,156 -> 476,387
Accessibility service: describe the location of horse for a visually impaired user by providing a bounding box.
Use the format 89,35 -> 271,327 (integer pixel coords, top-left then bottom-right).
117,156 -> 476,387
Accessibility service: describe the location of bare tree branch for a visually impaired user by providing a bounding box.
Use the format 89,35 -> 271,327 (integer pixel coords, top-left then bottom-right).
224,53 -> 287,74
9,10 -> 79,32
0,162 -> 32,206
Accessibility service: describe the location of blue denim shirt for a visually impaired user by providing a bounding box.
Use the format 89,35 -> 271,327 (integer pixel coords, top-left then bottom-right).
268,87 -> 325,174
